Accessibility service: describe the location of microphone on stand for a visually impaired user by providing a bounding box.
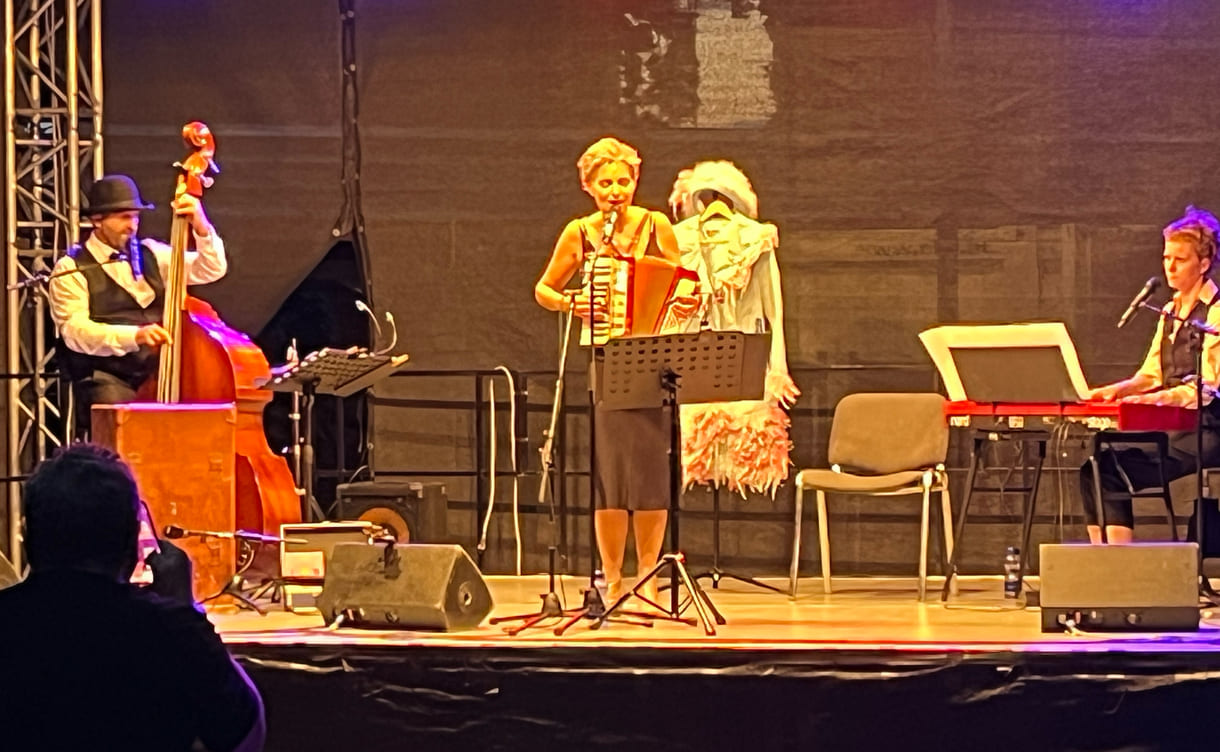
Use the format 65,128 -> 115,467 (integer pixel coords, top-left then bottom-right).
602,207 -> 619,242
7,251 -> 128,290
1117,277 -> 1161,329
163,524 -> 306,545
126,236 -> 143,279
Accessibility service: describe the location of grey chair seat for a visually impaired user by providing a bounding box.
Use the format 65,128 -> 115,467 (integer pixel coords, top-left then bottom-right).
788,392 -> 954,601
798,468 -> 927,494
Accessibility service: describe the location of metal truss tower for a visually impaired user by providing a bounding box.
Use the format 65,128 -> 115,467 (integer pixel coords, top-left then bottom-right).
3,0 -> 102,567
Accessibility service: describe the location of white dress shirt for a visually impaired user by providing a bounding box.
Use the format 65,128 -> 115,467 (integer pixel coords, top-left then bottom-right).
48,230 -> 227,357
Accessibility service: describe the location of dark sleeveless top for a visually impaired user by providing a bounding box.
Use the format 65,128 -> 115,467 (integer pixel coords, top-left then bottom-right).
56,241 -> 165,385
1159,288 -> 1220,420
579,212 -> 661,259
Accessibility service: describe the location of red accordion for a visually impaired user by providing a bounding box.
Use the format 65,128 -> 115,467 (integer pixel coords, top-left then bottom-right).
580,255 -> 700,346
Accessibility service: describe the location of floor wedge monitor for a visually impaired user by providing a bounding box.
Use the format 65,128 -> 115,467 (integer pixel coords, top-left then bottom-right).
1039,542 -> 1199,632
316,542 -> 493,631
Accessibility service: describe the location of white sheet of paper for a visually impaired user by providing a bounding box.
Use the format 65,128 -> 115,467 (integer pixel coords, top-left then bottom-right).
918,322 -> 1091,402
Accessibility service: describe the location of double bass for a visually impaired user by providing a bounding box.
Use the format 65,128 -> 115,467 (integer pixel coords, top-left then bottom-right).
143,121 -> 301,572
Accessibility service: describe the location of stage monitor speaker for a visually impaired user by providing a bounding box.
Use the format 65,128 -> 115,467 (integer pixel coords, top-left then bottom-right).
316,542 -> 493,631
0,550 -> 20,590
1039,543 -> 1199,632
335,481 -> 447,543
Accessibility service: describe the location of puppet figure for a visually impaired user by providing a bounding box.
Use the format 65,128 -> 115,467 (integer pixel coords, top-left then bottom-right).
669,160 -> 799,495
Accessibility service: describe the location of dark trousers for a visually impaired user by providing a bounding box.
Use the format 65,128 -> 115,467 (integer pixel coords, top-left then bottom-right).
1079,429 -> 1220,528
72,370 -> 139,438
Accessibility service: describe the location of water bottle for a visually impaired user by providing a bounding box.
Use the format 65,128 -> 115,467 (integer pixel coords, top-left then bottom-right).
1003,547 -> 1021,599
593,569 -> 609,605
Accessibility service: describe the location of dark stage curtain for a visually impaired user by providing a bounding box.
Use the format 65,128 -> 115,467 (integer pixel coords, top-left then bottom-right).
102,0 -> 343,336
100,0 -> 1220,572
103,0 -> 1220,370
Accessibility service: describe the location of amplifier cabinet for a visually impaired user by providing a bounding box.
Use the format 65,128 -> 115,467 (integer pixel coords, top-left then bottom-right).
1039,543 -> 1199,632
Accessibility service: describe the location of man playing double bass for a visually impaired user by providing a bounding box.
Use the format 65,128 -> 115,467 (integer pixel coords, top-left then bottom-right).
49,174 -> 227,437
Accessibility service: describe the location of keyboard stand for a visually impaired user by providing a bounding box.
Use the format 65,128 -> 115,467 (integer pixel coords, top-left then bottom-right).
940,427 -> 1050,601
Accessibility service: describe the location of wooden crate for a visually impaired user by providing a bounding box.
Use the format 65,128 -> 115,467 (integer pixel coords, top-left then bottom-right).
93,403 -> 236,602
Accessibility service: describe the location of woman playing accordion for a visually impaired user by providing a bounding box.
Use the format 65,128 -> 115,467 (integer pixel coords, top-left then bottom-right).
534,137 -> 698,603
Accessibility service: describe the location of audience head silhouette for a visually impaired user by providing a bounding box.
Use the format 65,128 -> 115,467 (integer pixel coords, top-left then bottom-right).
23,442 -> 141,580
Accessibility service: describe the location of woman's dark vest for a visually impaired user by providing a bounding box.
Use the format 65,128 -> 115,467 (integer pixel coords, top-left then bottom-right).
56,242 -> 165,386
1160,291 -> 1220,420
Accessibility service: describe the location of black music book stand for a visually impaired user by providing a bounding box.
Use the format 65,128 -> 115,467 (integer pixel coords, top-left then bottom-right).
265,347 -> 410,521
593,330 -> 769,636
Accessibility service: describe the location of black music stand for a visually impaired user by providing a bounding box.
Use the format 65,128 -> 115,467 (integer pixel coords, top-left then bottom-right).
594,330 -> 769,635
265,347 -> 409,521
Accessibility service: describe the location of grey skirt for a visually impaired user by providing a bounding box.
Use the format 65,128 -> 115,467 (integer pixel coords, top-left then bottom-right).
592,403 -> 671,511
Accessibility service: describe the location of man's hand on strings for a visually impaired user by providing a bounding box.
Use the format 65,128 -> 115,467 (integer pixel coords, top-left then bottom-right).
135,323 -> 172,347
172,194 -> 213,237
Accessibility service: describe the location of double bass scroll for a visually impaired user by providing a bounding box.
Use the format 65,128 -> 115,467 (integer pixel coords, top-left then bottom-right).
147,122 -> 302,574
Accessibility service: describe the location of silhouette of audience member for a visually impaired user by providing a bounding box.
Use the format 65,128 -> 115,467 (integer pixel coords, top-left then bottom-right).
0,443 -> 265,751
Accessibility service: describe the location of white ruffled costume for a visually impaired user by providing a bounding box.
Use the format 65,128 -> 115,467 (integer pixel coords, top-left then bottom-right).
670,161 -> 799,496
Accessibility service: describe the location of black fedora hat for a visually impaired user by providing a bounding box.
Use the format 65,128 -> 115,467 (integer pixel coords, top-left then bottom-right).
85,175 -> 155,215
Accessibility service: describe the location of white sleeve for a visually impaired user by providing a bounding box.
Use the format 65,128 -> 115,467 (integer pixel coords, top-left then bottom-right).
47,256 -> 141,356
145,230 -> 228,286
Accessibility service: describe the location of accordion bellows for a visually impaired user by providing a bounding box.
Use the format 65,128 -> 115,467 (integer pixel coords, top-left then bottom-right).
580,254 -> 700,346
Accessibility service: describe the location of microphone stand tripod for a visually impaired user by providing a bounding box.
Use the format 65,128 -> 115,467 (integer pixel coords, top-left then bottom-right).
489,308 -> 588,634
174,527 -> 307,614
552,209 -> 657,635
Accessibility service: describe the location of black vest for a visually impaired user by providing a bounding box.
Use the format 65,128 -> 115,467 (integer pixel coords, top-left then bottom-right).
57,241 -> 165,386
1159,290 -> 1220,420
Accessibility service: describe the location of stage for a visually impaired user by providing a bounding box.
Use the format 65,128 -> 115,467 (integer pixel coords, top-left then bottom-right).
218,575 -> 1220,751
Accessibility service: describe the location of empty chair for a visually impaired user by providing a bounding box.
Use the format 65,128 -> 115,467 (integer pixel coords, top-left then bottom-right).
788,392 -> 953,600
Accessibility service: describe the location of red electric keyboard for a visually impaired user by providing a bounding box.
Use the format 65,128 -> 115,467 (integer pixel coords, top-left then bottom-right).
945,400 -> 1198,432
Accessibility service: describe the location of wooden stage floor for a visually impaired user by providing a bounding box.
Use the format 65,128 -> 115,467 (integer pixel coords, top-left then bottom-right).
221,575 -> 1220,751
213,574 -> 1220,652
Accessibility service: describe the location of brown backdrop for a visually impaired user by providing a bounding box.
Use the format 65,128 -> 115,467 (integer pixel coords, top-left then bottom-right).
99,0 -> 1220,575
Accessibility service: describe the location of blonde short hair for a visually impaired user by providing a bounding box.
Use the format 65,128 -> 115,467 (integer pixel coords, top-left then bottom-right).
577,137 -> 641,192
1163,205 -> 1220,267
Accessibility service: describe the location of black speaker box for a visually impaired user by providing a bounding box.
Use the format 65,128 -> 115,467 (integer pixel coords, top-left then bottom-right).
316,542 -> 493,631
336,481 -> 447,543
1039,543 -> 1200,632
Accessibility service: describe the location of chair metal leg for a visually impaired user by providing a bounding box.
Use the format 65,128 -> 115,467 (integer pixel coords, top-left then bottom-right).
940,483 -> 958,597
816,489 -> 831,594
789,480 -> 804,597
918,483 -> 931,601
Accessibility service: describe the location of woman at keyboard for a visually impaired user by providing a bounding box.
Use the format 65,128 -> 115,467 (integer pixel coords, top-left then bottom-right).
1082,206 -> 1220,543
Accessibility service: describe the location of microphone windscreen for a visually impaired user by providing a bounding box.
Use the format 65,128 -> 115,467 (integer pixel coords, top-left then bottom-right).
162,524 -> 186,539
